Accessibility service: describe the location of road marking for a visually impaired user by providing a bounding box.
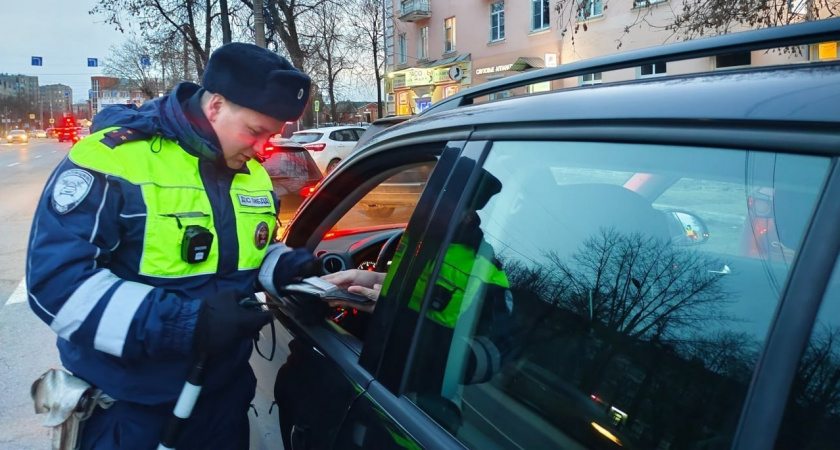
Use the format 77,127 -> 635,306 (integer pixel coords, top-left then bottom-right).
7,162 -> 20,167
35,155 -> 43,159
6,278 -> 27,305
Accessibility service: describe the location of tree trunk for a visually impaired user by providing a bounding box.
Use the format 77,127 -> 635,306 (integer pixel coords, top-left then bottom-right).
220,0 -> 232,44
254,0 -> 266,48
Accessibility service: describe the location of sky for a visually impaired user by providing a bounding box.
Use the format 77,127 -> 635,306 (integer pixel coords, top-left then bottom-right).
0,0 -> 129,102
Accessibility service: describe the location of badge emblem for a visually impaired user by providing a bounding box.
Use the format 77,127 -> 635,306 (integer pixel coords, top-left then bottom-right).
52,169 -> 94,214
255,221 -> 269,250
297,88 -> 304,99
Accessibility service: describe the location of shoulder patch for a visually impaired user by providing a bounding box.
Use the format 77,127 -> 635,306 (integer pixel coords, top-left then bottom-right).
52,169 -> 94,214
100,127 -> 150,149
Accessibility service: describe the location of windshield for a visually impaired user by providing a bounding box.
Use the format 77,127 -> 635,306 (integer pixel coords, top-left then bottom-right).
291,133 -> 323,144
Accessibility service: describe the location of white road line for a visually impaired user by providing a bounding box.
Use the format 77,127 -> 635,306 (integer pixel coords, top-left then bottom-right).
35,155 -> 42,159
6,278 -> 27,305
7,162 -> 20,167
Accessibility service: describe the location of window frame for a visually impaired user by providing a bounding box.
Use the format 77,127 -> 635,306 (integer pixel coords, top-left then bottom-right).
578,0 -> 604,21
444,17 -> 456,54
579,72 -> 603,86
531,0 -> 550,31
715,51 -> 752,69
418,26 -> 429,60
398,33 -> 407,64
639,62 -> 667,78
490,1 -> 505,42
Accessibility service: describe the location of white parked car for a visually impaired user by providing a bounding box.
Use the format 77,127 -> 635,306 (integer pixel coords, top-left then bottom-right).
290,126 -> 366,174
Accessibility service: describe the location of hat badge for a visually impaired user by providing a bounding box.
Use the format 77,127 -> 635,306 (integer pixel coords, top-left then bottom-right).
297,88 -> 304,100
255,221 -> 270,250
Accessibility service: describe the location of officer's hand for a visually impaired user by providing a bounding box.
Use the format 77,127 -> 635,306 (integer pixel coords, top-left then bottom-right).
258,243 -> 318,298
193,289 -> 271,355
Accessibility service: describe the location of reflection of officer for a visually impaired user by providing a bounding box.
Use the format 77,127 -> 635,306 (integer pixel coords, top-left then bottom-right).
685,224 -> 698,240
27,43 -> 314,449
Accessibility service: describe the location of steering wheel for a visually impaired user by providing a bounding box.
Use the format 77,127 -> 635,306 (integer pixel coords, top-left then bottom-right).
374,229 -> 404,273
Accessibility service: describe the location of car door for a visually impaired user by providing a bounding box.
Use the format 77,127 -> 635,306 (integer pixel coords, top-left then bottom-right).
336,130 -> 840,449
268,139 -> 461,449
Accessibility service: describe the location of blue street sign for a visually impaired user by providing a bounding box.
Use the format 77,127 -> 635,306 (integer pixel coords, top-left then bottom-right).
87,58 -> 98,67
140,56 -> 151,67
31,56 -> 43,66
64,92 -> 70,98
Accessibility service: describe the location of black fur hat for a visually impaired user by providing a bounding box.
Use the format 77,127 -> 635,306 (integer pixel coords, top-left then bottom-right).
202,43 -> 311,122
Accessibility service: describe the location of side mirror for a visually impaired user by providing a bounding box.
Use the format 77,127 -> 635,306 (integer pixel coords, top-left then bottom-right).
662,209 -> 709,246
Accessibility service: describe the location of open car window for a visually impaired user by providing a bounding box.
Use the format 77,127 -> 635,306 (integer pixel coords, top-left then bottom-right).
401,140 -> 830,449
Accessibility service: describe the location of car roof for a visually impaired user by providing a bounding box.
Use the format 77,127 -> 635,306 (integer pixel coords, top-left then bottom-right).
294,126 -> 365,134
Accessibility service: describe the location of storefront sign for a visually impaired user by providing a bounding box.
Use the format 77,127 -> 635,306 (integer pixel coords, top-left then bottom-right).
392,75 -> 407,90
475,64 -> 512,75
405,68 -> 433,87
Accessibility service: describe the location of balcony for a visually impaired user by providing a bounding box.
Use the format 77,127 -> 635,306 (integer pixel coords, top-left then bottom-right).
399,0 -> 431,22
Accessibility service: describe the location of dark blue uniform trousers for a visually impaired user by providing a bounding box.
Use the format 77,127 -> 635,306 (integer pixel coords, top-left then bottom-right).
79,370 -> 256,449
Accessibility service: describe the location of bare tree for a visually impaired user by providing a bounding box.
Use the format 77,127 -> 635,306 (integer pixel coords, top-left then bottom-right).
553,0 -> 839,49
308,1 -> 357,123
103,37 -> 161,100
346,0 -> 385,117
91,0 -> 224,78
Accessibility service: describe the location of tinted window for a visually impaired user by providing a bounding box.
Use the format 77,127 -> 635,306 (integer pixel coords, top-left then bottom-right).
402,141 -> 830,449
777,257 -> 840,448
291,132 -> 323,144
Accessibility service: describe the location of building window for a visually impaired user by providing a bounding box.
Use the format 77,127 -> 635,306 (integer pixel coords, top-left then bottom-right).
398,33 -> 407,64
490,2 -> 505,42
640,62 -> 667,77
580,72 -> 602,86
419,26 -> 429,60
578,0 -> 603,20
633,0 -> 666,7
444,17 -> 456,53
531,0 -> 550,31
716,52 -> 752,68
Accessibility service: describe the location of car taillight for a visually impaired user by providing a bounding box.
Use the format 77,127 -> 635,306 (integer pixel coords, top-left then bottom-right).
304,143 -> 326,152
264,145 -> 274,153
301,185 -> 317,198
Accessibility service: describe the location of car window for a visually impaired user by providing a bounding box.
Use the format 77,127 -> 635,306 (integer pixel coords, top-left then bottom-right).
401,140 -> 830,449
332,161 -> 437,233
291,133 -> 322,144
777,255 -> 840,448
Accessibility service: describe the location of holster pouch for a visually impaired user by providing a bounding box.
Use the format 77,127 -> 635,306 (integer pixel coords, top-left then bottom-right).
31,368 -> 115,450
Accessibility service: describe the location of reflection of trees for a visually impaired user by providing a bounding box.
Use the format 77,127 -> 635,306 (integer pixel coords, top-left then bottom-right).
548,228 -> 730,341
497,228 -> 764,448
778,325 -> 840,449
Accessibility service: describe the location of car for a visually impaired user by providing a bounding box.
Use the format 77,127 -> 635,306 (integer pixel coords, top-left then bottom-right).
290,125 -> 367,174
6,129 -> 28,143
71,128 -> 90,145
257,19 -> 840,450
257,136 -> 323,228
35,129 -> 47,138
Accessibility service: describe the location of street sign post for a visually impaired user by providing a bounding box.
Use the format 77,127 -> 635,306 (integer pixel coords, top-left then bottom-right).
87,58 -> 98,67
29,114 -> 35,120
140,56 -> 151,67
31,56 -> 43,66
49,118 -> 54,124
314,101 -> 320,128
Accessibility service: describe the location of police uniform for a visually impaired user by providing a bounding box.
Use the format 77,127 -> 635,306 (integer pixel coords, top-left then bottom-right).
26,43 -> 311,449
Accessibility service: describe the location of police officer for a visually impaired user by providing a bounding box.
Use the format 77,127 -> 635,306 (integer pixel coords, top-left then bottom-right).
26,43 -> 313,449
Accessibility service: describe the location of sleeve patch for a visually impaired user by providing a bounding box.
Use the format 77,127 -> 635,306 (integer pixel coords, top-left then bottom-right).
52,169 -> 95,214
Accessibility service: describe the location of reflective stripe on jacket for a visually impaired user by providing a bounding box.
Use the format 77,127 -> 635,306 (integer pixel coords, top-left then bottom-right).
26,127 -> 276,404
408,243 -> 510,328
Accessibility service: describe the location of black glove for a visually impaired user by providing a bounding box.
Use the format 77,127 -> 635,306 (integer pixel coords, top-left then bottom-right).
193,289 -> 272,354
258,243 -> 319,298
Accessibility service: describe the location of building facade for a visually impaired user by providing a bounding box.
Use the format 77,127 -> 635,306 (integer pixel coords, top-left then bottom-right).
0,74 -> 39,99
384,0 -> 839,114
40,84 -> 73,125
89,77 -> 147,117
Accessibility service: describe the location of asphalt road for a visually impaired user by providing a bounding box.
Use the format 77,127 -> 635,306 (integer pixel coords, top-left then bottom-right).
0,139 -> 285,450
